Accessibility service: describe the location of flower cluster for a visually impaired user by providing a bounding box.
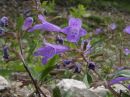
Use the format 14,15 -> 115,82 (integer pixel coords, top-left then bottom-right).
23,15 -> 87,43
22,15 -> 88,64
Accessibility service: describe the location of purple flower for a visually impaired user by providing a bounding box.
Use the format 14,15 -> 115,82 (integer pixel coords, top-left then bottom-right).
124,26 -> 130,34
109,77 -> 130,85
124,48 -> 130,55
81,39 -> 91,51
22,17 -> 33,31
3,46 -> 9,60
82,39 -> 92,55
0,16 -> 8,27
61,17 -> 87,42
95,28 -> 102,34
63,60 -> 71,66
28,14 -> 61,32
108,23 -> 117,30
56,35 -> 64,45
128,84 -> 130,90
88,62 -> 95,70
34,42 -> 69,64
74,64 -> 81,73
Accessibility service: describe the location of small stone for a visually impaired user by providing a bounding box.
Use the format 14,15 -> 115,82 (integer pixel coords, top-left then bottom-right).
0,75 -> 10,91
57,79 -> 100,97
89,85 -> 109,97
112,84 -> 128,93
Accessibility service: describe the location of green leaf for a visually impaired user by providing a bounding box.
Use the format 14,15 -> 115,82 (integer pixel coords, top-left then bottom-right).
0,69 -> 13,76
83,72 -> 92,88
53,87 -> 62,97
16,16 -> 24,31
40,55 -> 59,80
115,70 -> 130,78
87,72 -> 93,84
83,74 -> 89,87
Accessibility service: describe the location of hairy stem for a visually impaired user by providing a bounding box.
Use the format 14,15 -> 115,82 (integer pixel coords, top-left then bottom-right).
18,37 -> 41,97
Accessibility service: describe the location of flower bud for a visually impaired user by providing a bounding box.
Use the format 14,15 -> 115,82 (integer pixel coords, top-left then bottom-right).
88,62 -> 95,70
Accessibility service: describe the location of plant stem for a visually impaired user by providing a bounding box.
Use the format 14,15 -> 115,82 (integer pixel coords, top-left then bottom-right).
17,30 -> 47,97
18,38 -> 41,97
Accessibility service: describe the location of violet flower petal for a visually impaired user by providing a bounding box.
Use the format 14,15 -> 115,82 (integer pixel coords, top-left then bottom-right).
128,84 -> 130,90
28,24 -> 45,32
124,26 -> 130,34
0,16 -> 8,26
124,48 -> 130,55
29,22 -> 61,32
79,28 -> 87,36
34,41 -> 69,64
95,28 -> 102,34
61,26 -> 70,34
67,27 -> 80,42
22,17 -> 33,31
61,17 -> 87,42
69,17 -> 82,28
34,46 -> 55,58
109,77 -> 130,85
109,23 -> 117,30
38,14 -> 46,23
42,57 -> 49,64
44,42 -> 69,54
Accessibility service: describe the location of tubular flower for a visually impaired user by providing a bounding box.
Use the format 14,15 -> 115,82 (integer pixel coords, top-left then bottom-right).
22,17 -> 33,31
34,42 -> 69,64
0,16 -> 8,27
94,28 -> 102,34
109,77 -> 130,85
28,14 -> 61,32
3,46 -> 9,60
74,64 -> 81,73
61,17 -> 87,42
124,48 -> 130,55
88,62 -> 95,70
108,23 -> 117,30
124,26 -> 130,34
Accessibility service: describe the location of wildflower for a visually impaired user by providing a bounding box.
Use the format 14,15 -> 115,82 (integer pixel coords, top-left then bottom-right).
34,41 -> 69,64
22,17 -> 33,31
3,46 -> 9,60
56,35 -> 64,45
123,26 -> 130,34
74,64 -> 81,73
94,28 -> 102,34
88,62 -> 95,70
128,84 -> 130,90
81,39 -> 91,51
82,39 -> 92,55
0,16 -> 8,27
28,14 -> 61,32
63,60 -> 71,66
109,77 -> 130,85
108,23 -> 117,30
61,17 -> 87,42
124,48 -> 130,55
